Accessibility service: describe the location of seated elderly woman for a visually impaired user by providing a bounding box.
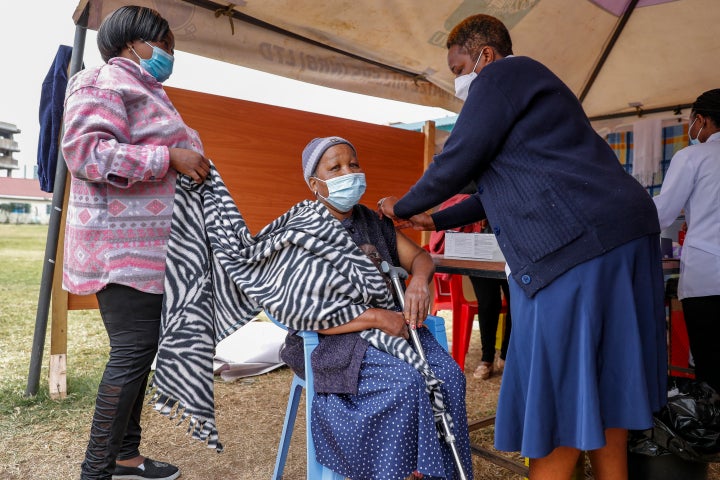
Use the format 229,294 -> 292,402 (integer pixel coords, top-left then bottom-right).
281,136 -> 473,480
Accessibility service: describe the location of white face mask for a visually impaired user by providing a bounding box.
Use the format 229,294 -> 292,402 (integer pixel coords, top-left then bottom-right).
454,48 -> 485,101
688,117 -> 703,145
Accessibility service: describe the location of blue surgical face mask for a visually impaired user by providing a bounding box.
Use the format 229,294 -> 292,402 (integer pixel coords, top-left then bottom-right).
131,41 -> 174,83
688,117 -> 703,145
314,173 -> 367,212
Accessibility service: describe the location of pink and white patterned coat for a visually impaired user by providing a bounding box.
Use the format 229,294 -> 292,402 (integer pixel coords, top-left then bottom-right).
61,57 -> 203,295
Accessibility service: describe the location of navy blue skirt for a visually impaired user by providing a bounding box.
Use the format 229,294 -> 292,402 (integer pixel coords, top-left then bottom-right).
494,235 -> 667,458
311,327 -> 473,479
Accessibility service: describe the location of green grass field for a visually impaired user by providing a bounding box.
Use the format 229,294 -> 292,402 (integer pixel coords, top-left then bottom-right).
0,224 -> 107,476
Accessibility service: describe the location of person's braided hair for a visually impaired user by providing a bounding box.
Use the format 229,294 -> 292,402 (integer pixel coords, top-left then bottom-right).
692,88 -> 720,126
446,14 -> 513,59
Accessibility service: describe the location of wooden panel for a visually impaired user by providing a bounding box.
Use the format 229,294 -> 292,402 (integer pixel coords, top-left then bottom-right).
67,88 -> 426,310
165,86 -> 425,237
67,293 -> 98,310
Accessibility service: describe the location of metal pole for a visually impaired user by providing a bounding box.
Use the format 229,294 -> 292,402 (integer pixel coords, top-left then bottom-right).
578,0 -> 639,104
26,10 -> 88,397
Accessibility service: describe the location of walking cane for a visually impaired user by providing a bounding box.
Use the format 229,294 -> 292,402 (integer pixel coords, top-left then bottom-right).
380,261 -> 469,480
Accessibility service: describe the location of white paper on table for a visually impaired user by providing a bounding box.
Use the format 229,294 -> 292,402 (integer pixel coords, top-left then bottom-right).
444,232 -> 505,261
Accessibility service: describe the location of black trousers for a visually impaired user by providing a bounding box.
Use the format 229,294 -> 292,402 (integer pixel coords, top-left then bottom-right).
469,277 -> 512,364
681,295 -> 720,393
80,284 -> 163,480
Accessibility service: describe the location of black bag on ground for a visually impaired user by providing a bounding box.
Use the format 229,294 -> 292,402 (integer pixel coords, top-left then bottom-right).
629,377 -> 720,463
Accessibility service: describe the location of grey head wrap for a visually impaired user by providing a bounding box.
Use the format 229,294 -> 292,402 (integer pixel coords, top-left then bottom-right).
301,136 -> 357,186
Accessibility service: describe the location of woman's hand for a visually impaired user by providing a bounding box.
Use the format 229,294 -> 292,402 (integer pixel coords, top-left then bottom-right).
318,308 -> 409,340
378,196 -> 415,229
395,231 -> 434,329
403,277 -> 431,329
378,196 -> 435,231
372,309 -> 411,339
406,212 -> 436,231
377,196 -> 398,220
169,148 -> 210,184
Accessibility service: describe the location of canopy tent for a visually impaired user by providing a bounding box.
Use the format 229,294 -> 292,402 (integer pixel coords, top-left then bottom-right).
69,0 -> 720,121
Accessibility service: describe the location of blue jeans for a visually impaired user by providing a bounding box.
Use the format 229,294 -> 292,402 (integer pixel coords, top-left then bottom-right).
80,284 -> 163,480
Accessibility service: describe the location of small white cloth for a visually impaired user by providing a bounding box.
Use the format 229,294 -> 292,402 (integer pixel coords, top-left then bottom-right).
212,319 -> 287,381
632,117 -> 663,187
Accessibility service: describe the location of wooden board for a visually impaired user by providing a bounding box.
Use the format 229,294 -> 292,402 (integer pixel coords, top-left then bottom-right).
166,86 -> 425,235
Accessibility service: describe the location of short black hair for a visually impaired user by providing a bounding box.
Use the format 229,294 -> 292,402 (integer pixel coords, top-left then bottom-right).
691,88 -> 720,126
96,5 -> 171,63
446,14 -> 513,59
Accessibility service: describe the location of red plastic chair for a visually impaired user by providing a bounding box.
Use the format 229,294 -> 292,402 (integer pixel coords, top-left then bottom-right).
668,298 -> 695,379
439,275 -> 509,372
429,272 -> 479,371
447,275 -> 479,371
426,244 -> 455,316
430,273 -> 454,315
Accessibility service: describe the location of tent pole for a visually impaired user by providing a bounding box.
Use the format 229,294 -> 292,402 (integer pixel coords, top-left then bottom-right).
578,0 -> 639,104
25,7 -> 89,397
588,103 -> 693,122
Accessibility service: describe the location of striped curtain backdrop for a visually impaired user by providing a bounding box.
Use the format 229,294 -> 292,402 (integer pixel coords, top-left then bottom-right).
605,123 -> 689,196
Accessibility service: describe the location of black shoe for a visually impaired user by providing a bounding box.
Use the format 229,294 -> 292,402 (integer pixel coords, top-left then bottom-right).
112,458 -> 180,480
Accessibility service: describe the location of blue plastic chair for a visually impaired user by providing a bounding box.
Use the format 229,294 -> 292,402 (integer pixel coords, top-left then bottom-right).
268,312 -> 448,480
267,313 -> 345,480
424,314 -> 450,352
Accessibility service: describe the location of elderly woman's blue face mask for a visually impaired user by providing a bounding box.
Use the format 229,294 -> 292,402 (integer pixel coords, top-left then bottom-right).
313,173 -> 367,212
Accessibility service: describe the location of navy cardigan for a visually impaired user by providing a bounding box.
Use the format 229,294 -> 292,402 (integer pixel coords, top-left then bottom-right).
37,45 -> 73,193
395,56 -> 659,297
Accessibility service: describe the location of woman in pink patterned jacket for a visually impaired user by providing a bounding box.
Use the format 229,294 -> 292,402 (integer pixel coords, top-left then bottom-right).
61,6 -> 209,480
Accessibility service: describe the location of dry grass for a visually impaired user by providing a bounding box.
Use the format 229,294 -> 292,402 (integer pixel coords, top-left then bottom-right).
9,316 -> 718,480
0,313 -> 528,480
1,224 -> 718,479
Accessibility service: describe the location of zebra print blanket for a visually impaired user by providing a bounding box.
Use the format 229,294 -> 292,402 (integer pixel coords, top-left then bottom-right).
149,165 -> 444,452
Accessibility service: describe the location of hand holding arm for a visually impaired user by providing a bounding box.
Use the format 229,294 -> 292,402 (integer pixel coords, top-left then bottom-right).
377,196 -> 399,220
378,196 -> 436,231
406,212 -> 436,231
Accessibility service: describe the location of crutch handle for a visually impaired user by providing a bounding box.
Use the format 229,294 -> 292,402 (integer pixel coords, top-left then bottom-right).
380,261 -> 407,305
380,262 -> 427,361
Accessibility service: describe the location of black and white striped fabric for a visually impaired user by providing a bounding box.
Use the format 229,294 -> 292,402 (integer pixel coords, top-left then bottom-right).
149,164 -> 445,452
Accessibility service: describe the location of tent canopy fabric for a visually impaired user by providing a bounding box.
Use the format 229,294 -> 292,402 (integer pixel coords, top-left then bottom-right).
72,0 -> 719,120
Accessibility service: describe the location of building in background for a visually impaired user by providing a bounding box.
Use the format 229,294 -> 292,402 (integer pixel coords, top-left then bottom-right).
0,177 -> 52,224
0,121 -> 21,177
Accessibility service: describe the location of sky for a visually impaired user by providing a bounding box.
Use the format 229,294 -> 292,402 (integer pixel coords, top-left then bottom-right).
2,0 -> 454,179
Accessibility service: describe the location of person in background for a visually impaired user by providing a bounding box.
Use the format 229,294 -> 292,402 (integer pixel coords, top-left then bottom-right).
378,13 -> 667,480
468,218 -> 511,380
61,5 -> 209,480
281,136 -> 473,480
428,194 -> 512,381
653,88 -> 720,394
